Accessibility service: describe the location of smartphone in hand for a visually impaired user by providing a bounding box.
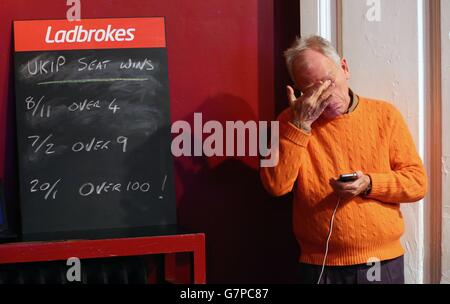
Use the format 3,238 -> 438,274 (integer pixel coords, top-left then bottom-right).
339,173 -> 358,182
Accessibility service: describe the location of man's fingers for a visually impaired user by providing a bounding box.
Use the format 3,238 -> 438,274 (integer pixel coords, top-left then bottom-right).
318,99 -> 329,113
314,80 -> 332,99
340,182 -> 358,191
332,180 -> 359,191
286,85 -> 297,107
330,172 -> 368,199
319,92 -> 332,103
319,84 -> 334,102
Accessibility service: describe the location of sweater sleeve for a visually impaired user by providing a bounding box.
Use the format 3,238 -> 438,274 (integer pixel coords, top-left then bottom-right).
260,108 -> 311,196
366,105 -> 427,203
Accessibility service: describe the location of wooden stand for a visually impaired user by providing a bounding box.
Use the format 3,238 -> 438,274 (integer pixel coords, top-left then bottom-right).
0,233 -> 206,284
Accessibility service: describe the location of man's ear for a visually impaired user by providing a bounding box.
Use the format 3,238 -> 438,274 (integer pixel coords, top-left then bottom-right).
341,58 -> 351,80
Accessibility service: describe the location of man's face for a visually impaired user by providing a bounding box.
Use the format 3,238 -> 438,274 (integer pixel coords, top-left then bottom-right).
292,49 -> 351,119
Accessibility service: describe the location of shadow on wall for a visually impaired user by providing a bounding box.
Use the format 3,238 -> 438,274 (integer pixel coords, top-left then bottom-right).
175,93 -> 299,283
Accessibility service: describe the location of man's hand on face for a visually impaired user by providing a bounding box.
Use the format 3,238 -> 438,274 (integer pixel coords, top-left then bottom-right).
329,171 -> 371,202
287,80 -> 335,131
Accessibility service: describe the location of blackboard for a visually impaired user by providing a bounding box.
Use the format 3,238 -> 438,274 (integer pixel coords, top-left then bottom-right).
13,18 -> 177,240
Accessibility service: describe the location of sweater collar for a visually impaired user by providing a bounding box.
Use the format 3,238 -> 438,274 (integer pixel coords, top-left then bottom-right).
346,89 -> 359,114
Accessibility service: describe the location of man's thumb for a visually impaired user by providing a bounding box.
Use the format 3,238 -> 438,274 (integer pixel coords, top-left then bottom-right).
287,85 -> 296,107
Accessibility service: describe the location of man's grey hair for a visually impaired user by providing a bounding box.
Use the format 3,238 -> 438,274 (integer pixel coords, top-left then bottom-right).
284,35 -> 341,82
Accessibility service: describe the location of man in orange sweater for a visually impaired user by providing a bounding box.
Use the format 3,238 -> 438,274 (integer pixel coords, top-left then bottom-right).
260,35 -> 427,284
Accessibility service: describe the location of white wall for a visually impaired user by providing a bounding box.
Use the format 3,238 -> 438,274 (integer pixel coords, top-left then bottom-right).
341,0 -> 425,284
440,0 -> 450,284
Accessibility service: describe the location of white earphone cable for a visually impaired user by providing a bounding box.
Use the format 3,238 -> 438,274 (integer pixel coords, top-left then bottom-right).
317,197 -> 341,284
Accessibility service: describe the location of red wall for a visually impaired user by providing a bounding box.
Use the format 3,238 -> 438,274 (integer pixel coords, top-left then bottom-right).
0,0 -> 299,283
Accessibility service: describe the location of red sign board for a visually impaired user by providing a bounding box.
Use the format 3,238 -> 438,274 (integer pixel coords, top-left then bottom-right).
14,17 -> 166,51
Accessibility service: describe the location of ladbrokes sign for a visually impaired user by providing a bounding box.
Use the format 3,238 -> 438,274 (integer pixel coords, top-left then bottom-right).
14,18 -> 166,51
45,25 -> 136,43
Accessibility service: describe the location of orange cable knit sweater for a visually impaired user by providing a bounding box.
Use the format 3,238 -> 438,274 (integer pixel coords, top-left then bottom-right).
260,96 -> 427,266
